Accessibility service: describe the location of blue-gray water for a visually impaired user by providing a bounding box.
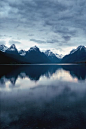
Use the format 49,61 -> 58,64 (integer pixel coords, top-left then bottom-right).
0,64 -> 86,129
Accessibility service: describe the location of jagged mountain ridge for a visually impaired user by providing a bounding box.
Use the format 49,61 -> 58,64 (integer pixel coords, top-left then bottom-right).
6,44 -> 18,55
0,44 -> 86,64
0,44 -> 30,64
0,44 -> 61,64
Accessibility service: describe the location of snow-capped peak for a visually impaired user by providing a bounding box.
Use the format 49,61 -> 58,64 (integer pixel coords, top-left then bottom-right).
7,44 -> 17,51
70,45 -> 86,54
77,45 -> 85,50
45,50 -> 55,56
10,44 -> 16,49
19,50 -> 26,56
45,50 -> 63,59
29,46 -> 40,52
0,45 -> 8,52
55,53 -> 64,59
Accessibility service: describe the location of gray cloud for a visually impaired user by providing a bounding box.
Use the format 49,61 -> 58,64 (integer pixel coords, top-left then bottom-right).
1,80 -> 86,129
0,35 -> 4,38
0,40 -> 6,45
47,39 -> 59,43
9,40 -> 21,45
30,39 -> 46,43
0,0 -> 86,51
63,36 -> 71,41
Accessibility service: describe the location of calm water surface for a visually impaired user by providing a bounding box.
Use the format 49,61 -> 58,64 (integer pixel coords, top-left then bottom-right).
0,64 -> 86,129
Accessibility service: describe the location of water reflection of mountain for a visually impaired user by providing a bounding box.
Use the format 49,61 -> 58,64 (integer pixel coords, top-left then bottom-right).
0,64 -> 86,85
62,65 -> 86,80
0,65 -> 61,85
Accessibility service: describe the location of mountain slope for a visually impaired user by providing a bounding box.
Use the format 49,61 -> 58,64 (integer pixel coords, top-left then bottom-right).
0,51 -> 20,64
45,50 -> 61,63
25,46 -> 51,63
61,45 -> 86,63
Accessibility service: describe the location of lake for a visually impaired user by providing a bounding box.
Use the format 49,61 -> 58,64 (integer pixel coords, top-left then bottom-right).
0,64 -> 86,129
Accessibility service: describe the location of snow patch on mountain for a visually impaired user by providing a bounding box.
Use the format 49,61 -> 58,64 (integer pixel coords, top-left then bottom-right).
29,46 -> 40,52
8,44 -> 17,51
0,45 -> 8,52
77,45 -> 85,50
70,49 -> 76,54
70,45 -> 86,54
19,50 -> 26,56
45,50 -> 63,59
55,53 -> 64,59
45,50 -> 55,57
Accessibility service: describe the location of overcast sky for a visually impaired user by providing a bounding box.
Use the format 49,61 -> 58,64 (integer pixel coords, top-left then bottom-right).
0,0 -> 86,55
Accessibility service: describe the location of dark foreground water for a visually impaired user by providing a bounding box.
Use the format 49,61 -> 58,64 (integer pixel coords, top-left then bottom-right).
0,64 -> 86,129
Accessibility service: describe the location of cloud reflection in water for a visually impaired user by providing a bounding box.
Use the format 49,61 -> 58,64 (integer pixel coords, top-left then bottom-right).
0,64 -> 86,129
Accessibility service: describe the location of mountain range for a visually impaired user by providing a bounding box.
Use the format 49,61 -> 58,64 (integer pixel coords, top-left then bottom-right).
0,44 -> 86,64
0,44 -> 61,64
